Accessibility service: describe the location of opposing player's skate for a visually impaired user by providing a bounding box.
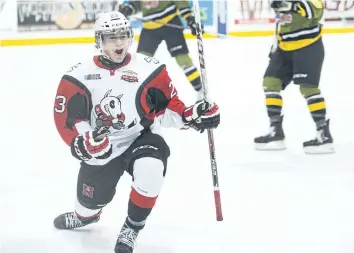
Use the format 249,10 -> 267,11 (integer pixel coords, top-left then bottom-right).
114,222 -> 140,253
303,119 -> 334,154
254,116 -> 286,150
53,212 -> 100,229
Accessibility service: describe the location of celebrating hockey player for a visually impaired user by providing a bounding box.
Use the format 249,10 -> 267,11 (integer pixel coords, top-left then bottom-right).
118,0 -> 204,97
254,0 -> 334,154
52,11 -> 220,253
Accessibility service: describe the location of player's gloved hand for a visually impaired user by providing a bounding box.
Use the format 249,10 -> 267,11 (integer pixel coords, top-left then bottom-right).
270,0 -> 296,12
119,3 -> 134,18
70,128 -> 112,161
182,100 -> 220,133
268,40 -> 278,58
186,16 -> 204,36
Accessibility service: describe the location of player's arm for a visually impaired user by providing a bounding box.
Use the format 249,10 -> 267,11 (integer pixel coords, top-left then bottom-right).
173,0 -> 203,35
54,74 -> 92,145
138,64 -> 220,132
174,0 -> 192,20
119,0 -> 141,18
296,0 -> 324,19
54,74 -> 112,161
271,0 -> 323,19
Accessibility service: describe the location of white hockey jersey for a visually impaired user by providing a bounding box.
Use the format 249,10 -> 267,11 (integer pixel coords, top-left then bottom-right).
54,53 -> 188,165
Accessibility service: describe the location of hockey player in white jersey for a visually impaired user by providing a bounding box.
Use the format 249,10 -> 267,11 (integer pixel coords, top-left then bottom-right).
52,11 -> 220,253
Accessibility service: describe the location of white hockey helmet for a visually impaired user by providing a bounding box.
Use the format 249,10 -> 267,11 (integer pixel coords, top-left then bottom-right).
94,11 -> 134,61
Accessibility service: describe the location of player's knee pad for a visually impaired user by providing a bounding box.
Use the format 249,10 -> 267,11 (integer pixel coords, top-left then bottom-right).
175,53 -> 193,67
263,77 -> 282,92
129,133 -> 170,176
132,157 -> 165,199
299,86 -> 321,97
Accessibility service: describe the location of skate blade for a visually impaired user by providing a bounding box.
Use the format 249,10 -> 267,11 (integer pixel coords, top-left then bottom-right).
304,143 -> 335,154
254,141 -> 286,151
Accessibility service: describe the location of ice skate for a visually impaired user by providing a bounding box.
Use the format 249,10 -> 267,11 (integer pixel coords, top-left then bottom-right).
254,116 -> 286,150
53,212 -> 100,229
303,119 -> 334,154
114,222 -> 140,253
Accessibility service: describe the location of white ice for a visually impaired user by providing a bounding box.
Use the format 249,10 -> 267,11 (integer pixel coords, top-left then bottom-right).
1,34 -> 354,253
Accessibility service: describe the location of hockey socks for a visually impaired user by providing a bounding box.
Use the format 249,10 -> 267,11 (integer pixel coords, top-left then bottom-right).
175,54 -> 201,91
265,91 -> 283,119
183,65 -> 202,91
305,93 -> 326,124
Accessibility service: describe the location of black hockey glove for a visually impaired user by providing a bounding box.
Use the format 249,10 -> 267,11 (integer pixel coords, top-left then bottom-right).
271,0 -> 296,13
186,16 -> 204,36
119,3 -> 134,18
182,100 -> 220,133
70,128 -> 112,161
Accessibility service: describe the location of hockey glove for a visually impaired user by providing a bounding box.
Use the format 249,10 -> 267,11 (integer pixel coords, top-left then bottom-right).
119,3 -> 134,18
270,0 -> 296,13
182,100 -> 220,133
186,16 -> 204,36
70,128 -> 112,161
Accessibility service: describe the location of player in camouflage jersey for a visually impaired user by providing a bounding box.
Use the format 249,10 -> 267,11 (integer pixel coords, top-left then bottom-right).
119,0 -> 203,97
254,0 -> 334,154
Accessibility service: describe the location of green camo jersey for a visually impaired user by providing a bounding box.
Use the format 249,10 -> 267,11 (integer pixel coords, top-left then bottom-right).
278,0 -> 324,51
128,0 -> 192,29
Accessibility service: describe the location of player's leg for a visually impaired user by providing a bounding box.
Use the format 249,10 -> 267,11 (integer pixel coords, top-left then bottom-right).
53,159 -> 125,229
293,38 -> 334,154
114,132 -> 170,253
164,17 -> 202,95
254,49 -> 293,150
137,28 -> 162,57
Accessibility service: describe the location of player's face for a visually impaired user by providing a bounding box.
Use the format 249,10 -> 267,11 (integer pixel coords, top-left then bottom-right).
102,33 -> 130,63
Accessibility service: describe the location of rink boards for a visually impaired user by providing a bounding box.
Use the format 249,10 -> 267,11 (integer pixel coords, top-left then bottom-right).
1,0 -> 354,46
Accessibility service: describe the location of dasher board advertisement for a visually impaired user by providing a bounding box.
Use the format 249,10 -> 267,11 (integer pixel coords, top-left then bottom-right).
17,0 -> 120,32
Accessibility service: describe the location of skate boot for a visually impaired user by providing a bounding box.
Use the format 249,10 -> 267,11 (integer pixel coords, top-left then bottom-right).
114,222 -> 140,253
254,116 -> 286,150
303,119 -> 334,154
53,212 -> 100,229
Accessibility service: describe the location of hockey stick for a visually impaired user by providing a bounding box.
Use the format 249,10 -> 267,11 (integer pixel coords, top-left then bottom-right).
132,17 -> 229,38
192,0 -> 223,222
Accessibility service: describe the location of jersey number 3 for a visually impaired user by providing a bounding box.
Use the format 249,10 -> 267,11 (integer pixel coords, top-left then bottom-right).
55,95 -> 67,113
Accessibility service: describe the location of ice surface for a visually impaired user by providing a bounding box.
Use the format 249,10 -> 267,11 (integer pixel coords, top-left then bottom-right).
1,34 -> 354,253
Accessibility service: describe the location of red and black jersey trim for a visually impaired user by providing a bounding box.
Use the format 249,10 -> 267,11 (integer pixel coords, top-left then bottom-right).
135,64 -> 167,129
61,74 -> 93,129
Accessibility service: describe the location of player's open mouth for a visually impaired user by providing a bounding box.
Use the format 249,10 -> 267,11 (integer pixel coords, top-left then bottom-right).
115,49 -> 123,55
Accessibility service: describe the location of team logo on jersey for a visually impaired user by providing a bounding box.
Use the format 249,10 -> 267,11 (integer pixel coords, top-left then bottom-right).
82,184 -> 94,198
280,14 -> 292,24
121,70 -> 138,83
94,90 -> 126,131
93,90 -> 137,132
